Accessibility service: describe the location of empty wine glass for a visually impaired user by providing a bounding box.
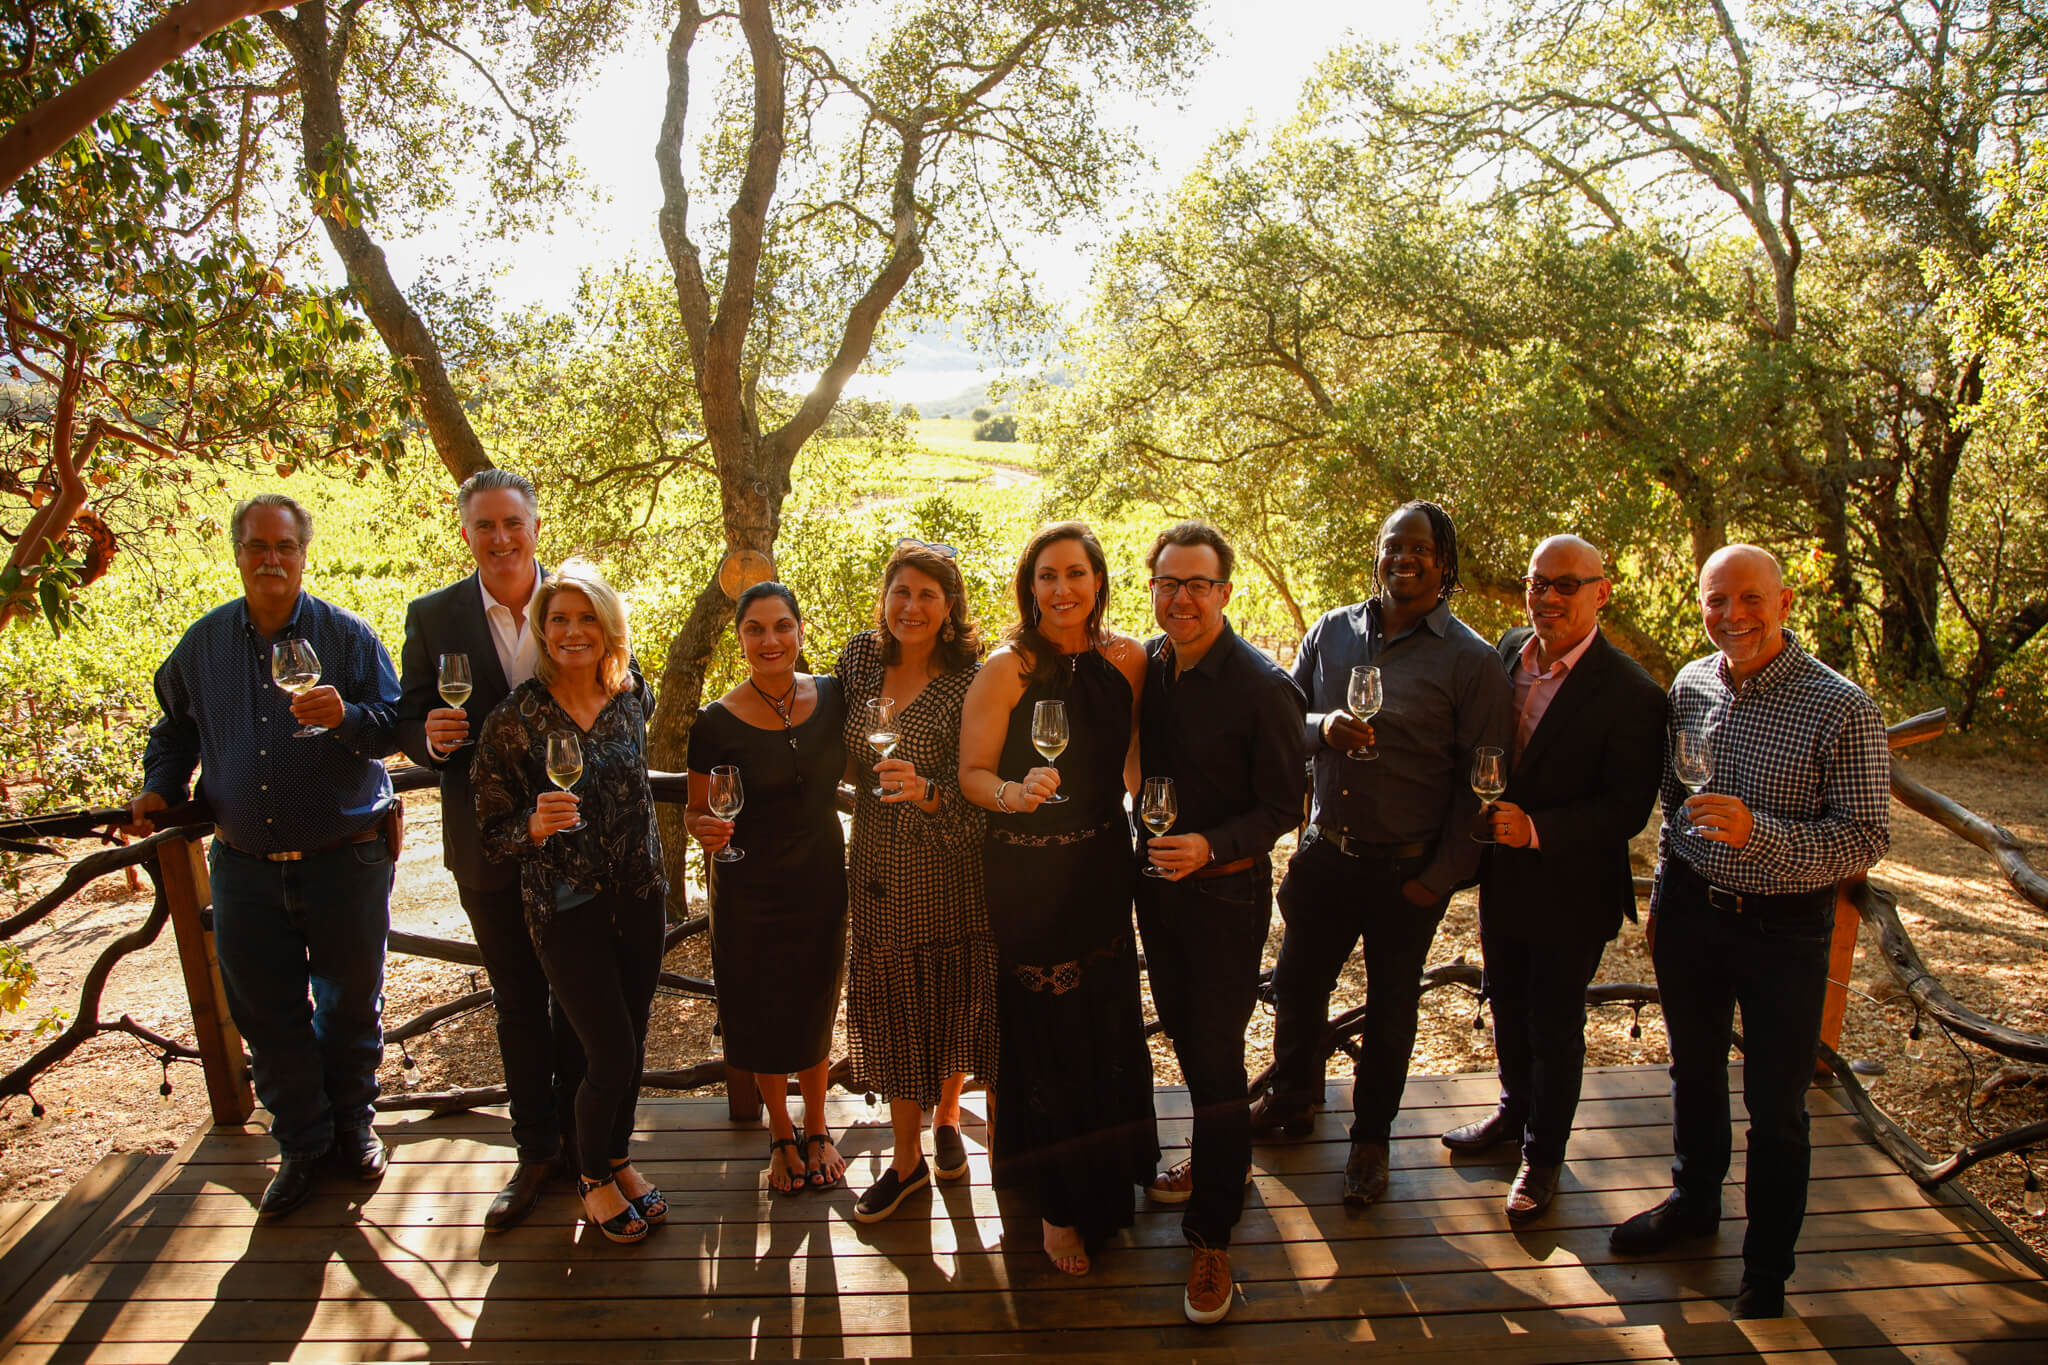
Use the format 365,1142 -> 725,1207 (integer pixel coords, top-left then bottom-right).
546,732 -> 586,833
1470,746 -> 1506,843
708,764 -> 745,862
1140,776 -> 1178,878
1031,699 -> 1069,805
1673,730 -> 1714,834
438,652 -> 473,709
1346,665 -> 1382,760
271,638 -> 327,738
863,697 -> 900,796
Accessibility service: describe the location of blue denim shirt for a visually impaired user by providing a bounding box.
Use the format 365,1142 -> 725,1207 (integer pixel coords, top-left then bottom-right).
142,592 -> 401,854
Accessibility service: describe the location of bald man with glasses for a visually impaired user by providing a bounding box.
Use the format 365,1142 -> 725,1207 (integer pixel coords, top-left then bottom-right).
1445,535 -> 1665,1223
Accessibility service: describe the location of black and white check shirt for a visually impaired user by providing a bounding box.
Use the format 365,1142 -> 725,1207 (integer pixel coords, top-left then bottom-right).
1658,631 -> 1890,895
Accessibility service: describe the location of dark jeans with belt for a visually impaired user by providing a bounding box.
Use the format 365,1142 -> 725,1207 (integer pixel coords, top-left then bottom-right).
531,886 -> 665,1184
209,833 -> 393,1156
1270,834 -> 1445,1145
1653,859 -> 1834,1285
1479,923 -> 1610,1166
1136,865 -> 1271,1250
459,882 -> 583,1163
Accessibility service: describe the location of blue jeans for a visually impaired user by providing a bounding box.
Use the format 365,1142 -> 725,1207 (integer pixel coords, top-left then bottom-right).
209,833 -> 393,1155
1653,868 -> 1833,1285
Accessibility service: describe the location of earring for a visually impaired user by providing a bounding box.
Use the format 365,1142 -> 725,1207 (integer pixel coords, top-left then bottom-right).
941,621 -> 956,642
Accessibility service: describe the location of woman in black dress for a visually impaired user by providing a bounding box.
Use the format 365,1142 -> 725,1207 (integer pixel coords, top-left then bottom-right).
958,522 -> 1156,1276
685,581 -> 849,1194
472,560 -> 668,1245
834,542 -> 997,1223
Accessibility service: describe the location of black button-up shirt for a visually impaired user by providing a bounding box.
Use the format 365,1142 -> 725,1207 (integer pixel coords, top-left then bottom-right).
1292,597 -> 1514,897
1140,619 -> 1308,870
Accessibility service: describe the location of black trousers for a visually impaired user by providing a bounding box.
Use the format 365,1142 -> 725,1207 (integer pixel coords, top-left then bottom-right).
1270,835 -> 1445,1144
530,887 -> 665,1183
460,883 -> 583,1163
1136,866 -> 1271,1250
1478,922 -> 1609,1166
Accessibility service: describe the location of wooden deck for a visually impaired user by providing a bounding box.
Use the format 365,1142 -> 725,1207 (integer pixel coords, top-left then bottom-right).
3,1064 -> 2046,1362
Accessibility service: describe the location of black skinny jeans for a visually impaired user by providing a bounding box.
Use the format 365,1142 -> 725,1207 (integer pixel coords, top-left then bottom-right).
530,886 -> 665,1184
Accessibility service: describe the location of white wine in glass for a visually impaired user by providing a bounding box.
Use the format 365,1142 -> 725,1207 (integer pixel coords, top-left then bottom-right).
1346,664 -> 1383,761
1470,746 -> 1506,844
1673,730 -> 1714,834
546,732 -> 586,833
708,764 -> 745,862
863,697 -> 900,796
1140,776 -> 1177,878
1031,699 -> 1069,805
438,652 -> 473,708
272,637 -> 328,737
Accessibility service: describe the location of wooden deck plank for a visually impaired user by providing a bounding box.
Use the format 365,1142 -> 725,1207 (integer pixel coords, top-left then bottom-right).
0,1210 -> 52,1266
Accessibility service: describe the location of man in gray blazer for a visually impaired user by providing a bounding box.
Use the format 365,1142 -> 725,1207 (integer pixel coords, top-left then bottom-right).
1446,535 -> 1666,1222
396,468 -> 580,1230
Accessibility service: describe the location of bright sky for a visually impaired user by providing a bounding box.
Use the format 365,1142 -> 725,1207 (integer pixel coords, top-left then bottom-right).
376,1 -> 1437,403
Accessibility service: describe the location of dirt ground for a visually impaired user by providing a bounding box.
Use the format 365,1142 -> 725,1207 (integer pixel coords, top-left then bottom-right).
4,750 -> 2044,1259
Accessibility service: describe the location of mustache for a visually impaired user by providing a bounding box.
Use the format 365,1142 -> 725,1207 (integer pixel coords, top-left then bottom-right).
255,565 -> 290,578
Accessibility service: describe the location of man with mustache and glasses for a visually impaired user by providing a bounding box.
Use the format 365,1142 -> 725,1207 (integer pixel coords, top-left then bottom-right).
1134,520 -> 1306,1324
1445,535 -> 1665,1224
125,493 -> 401,1219
1609,544 -> 1889,1320
1258,500 -> 1513,1207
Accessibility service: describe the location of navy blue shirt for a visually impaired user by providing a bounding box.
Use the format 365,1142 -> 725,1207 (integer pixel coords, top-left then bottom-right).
142,592 -> 401,854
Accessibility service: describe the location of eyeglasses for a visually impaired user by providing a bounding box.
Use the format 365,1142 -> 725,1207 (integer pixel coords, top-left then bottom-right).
896,538 -> 957,559
1522,574 -> 1606,597
237,540 -> 305,560
1149,576 -> 1228,599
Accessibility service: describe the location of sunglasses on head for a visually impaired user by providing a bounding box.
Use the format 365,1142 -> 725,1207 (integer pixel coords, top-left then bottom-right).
897,537 -> 958,560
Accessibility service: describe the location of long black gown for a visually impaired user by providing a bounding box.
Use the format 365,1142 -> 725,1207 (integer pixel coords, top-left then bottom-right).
984,647 -> 1157,1246
688,675 -> 848,1074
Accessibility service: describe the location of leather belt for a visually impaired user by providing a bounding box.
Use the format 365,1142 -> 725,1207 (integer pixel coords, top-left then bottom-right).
215,825 -> 380,863
1191,856 -> 1256,880
1305,824 -> 1429,862
1665,856 -> 1832,917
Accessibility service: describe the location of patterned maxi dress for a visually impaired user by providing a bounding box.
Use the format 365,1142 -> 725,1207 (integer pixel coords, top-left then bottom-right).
834,631 -> 998,1104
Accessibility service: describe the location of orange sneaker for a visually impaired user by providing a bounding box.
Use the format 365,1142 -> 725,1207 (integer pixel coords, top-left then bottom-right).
1183,1240 -> 1233,1324
1148,1155 -> 1195,1204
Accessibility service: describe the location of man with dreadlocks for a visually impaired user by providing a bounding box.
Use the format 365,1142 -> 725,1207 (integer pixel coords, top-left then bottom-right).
1255,500 -> 1514,1206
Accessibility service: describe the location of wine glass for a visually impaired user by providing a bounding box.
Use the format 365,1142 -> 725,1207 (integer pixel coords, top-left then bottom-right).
1140,776 -> 1178,878
863,697 -> 900,797
708,764 -> 745,862
1031,699 -> 1069,805
1346,665 -> 1383,761
271,638 -> 327,738
546,733 -> 586,833
438,652 -> 473,709
1673,730 -> 1714,834
1470,746 -> 1506,843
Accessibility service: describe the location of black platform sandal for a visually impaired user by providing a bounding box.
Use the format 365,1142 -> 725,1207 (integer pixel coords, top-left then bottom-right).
611,1159 -> 667,1226
576,1173 -> 650,1244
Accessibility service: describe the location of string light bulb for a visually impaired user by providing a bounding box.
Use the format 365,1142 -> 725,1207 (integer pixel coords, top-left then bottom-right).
2024,1167 -> 2045,1220
1905,1021 -> 1926,1062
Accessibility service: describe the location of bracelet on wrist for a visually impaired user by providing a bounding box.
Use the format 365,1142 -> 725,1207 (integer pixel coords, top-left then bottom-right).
994,780 -> 1012,813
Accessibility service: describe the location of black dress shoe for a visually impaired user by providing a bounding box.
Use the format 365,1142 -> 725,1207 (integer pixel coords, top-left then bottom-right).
1247,1094 -> 1316,1139
1732,1275 -> 1786,1319
259,1153 -> 323,1218
1442,1108 -> 1521,1152
332,1127 -> 389,1180
1609,1192 -> 1720,1255
1342,1142 -> 1390,1207
485,1157 -> 560,1232
1505,1161 -> 1561,1222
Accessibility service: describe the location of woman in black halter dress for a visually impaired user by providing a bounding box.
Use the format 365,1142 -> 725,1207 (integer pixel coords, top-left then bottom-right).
958,522 -> 1157,1275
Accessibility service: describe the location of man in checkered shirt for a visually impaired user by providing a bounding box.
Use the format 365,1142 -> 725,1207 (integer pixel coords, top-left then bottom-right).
1608,544 -> 1890,1321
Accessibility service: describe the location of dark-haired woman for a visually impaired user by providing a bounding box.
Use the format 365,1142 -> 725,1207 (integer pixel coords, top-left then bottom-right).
472,560 -> 667,1244
835,542 -> 997,1222
685,582 -> 849,1195
958,522 -> 1156,1276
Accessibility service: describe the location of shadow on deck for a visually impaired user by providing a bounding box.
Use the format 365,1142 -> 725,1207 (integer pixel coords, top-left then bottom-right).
4,1065 -> 2046,1362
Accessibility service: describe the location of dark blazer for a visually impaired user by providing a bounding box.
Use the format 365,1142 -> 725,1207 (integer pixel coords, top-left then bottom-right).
397,571 -> 533,894
1480,626 -> 1667,942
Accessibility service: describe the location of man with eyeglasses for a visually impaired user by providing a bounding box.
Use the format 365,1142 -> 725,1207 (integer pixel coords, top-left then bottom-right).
124,493 -> 401,1218
1133,520 -> 1306,1324
1442,535 -> 1665,1223
1258,500 -> 1513,1208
